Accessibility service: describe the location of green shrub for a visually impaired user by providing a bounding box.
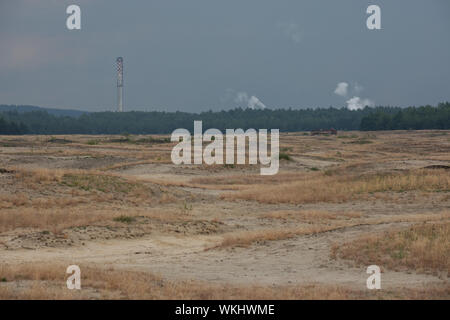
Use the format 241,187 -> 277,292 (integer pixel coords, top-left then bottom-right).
279,153 -> 292,161
87,140 -> 99,145
113,216 -> 135,224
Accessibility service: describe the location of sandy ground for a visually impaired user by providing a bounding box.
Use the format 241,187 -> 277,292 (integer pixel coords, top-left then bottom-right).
0,131 -> 449,298
1,222 -> 444,291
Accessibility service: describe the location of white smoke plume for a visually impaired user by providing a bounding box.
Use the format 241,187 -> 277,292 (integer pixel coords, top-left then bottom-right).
345,96 -> 375,110
334,81 -> 374,110
235,92 -> 267,110
334,82 -> 349,97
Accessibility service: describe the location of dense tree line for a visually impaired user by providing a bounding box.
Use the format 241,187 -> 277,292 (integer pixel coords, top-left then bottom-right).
360,103 -> 450,130
0,103 -> 448,135
0,116 -> 28,134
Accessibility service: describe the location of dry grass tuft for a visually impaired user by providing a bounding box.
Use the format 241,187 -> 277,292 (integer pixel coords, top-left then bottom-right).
191,172 -> 306,186
210,212 -> 450,250
262,210 -> 363,221
222,169 -> 449,204
209,224 -> 353,249
60,172 -> 151,195
0,208 -> 119,234
14,168 -> 64,184
4,167 -> 165,209
0,207 -> 192,234
331,222 -> 450,275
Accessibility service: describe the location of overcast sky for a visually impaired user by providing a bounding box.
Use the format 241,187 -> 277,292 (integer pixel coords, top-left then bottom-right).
0,0 -> 449,112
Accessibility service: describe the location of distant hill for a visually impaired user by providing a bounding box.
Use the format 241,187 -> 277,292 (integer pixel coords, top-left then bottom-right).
0,105 -> 88,117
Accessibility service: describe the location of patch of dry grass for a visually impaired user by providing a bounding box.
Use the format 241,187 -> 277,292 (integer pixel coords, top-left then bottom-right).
331,222 -> 450,275
5,167 -> 167,206
208,225 -> 338,249
209,211 -> 450,250
191,172 -> 306,186
262,210 -> 363,221
60,172 -> 153,196
0,263 -> 355,299
102,160 -> 163,171
14,167 -> 64,184
0,193 -> 91,210
222,169 -> 449,204
0,208 -> 121,234
0,167 -> 193,235
0,206 -> 193,234
1,263 -> 447,299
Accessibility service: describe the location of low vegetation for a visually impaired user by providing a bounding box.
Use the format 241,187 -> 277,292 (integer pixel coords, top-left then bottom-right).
1,263 -> 448,299
331,222 -> 450,275
209,212 -> 449,250
279,152 -> 292,161
113,215 -> 136,224
222,169 -> 449,204
60,173 -> 150,195
262,210 -> 363,221
0,208 -> 123,233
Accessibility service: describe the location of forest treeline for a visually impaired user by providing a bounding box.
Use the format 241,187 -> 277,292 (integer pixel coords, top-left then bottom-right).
0,102 -> 448,135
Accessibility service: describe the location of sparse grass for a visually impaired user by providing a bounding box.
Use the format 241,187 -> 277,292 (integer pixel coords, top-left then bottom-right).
182,201 -> 193,212
208,226 -> 337,249
331,222 -> 450,275
344,139 -> 373,144
1,263 -> 447,299
191,172 -> 305,186
86,139 -> 99,145
0,207 -> 193,234
107,137 -> 132,143
222,169 -> 450,204
0,207 -> 115,233
135,137 -> 170,144
60,172 -> 153,196
102,159 -> 170,171
338,134 -> 359,139
0,263 -> 356,300
14,168 -> 64,184
262,210 -> 363,221
62,173 -> 124,192
209,212 -> 450,250
11,168 -> 160,203
47,137 -> 72,144
105,136 -> 170,145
